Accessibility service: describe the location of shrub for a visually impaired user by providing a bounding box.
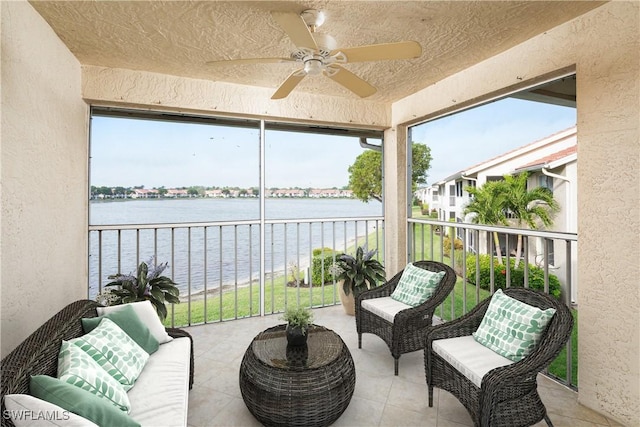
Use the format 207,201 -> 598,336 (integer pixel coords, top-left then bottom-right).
421,203 -> 430,215
310,248 -> 337,285
312,247 -> 334,257
443,236 -> 463,251
465,254 -> 562,299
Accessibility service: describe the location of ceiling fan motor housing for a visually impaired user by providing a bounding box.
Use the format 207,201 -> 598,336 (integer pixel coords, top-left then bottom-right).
303,58 -> 324,75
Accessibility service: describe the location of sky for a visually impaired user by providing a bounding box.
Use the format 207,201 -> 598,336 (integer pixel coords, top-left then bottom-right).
90,97 -> 575,190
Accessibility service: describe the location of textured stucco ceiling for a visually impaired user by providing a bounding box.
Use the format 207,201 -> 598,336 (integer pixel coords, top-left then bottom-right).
29,1 -> 603,103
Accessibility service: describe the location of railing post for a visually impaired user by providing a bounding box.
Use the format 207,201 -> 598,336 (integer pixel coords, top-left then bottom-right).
565,239 -> 574,387
259,120 -> 266,317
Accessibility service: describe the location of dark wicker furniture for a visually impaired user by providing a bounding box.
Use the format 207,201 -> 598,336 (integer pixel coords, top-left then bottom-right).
425,287 -> 573,427
0,299 -> 194,427
239,324 -> 355,427
355,260 -> 457,375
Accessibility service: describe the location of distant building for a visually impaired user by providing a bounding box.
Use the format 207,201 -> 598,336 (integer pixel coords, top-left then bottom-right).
308,188 -> 353,198
165,189 -> 188,198
268,189 -> 306,198
130,188 -> 159,199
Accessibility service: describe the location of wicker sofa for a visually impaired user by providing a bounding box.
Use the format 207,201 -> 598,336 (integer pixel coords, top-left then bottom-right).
0,299 -> 194,427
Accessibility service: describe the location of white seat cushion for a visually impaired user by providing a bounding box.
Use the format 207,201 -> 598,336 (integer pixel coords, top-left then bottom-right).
127,337 -> 190,427
361,296 -> 412,323
432,335 -> 513,388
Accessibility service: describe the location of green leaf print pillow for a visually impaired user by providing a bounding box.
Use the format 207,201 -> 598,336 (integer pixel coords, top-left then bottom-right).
57,340 -> 131,412
70,318 -> 149,391
473,289 -> 556,362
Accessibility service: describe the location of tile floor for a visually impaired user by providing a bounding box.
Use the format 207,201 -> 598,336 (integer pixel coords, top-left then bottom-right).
186,304 -> 621,427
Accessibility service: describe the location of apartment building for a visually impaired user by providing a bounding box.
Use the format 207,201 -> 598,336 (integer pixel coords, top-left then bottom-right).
420,126 -> 578,301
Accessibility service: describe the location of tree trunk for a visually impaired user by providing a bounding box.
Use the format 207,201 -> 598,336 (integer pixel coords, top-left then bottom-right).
493,231 -> 504,265
514,234 -> 523,269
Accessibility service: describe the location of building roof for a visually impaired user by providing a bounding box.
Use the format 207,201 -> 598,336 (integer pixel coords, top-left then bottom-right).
516,145 -> 577,171
432,126 -> 577,185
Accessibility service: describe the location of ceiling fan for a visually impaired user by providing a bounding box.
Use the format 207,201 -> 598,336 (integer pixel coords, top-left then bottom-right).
207,9 -> 422,99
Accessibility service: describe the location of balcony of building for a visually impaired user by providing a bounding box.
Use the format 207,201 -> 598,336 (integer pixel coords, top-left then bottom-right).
2,2 -> 638,426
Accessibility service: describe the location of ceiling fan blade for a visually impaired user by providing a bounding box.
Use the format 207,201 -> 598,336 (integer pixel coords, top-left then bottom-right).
271,11 -> 318,50
271,69 -> 307,99
331,41 -> 422,63
206,57 -> 296,66
324,65 -> 376,98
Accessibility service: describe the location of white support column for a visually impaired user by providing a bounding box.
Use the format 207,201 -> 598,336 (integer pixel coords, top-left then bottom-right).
383,125 -> 409,276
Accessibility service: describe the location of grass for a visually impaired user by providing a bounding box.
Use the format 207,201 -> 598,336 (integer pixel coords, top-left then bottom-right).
547,309 -> 579,386
164,276 -> 340,327
438,278 -> 491,321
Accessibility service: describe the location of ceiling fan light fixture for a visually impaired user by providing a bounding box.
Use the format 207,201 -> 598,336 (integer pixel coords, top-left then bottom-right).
304,58 -> 324,75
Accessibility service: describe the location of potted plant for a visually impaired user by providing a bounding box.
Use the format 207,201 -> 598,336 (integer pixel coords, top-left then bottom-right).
331,246 -> 386,315
282,306 -> 313,346
97,256 -> 180,321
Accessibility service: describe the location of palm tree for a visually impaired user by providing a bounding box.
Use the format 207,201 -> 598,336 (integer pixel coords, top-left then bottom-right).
463,181 -> 509,264
501,172 -> 559,268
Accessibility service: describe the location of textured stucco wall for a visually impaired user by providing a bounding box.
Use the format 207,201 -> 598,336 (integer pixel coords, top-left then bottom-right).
382,126 -> 408,275
82,66 -> 390,130
391,2 -> 639,424
1,2 -> 88,358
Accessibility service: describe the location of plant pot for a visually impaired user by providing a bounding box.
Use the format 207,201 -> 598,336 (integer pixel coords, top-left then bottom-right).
286,343 -> 309,367
286,324 -> 307,346
338,280 -> 356,316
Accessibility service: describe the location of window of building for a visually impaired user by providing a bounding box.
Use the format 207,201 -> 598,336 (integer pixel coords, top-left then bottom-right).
539,175 -> 554,193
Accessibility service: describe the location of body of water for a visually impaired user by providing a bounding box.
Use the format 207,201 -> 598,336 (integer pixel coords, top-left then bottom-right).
90,197 -> 382,224
89,198 -> 383,298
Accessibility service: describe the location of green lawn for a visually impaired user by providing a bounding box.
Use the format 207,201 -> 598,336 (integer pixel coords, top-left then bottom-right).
547,309 -> 579,386
164,276 -> 340,327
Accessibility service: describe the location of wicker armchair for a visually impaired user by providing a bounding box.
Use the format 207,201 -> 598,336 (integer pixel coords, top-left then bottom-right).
424,287 -> 573,427
355,260 -> 456,375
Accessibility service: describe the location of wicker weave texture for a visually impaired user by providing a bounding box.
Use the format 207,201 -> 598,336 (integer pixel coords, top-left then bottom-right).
355,261 -> 457,374
1,300 -> 194,427
239,325 -> 355,427
424,287 -> 574,427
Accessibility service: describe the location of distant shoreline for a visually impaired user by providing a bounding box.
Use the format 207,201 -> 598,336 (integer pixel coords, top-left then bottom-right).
89,196 -> 358,202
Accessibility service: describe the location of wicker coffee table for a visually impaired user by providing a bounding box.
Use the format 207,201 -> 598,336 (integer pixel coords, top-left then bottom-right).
239,324 -> 355,427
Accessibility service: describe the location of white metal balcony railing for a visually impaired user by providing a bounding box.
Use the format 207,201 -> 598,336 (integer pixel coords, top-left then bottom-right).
89,216 -> 385,325
88,216 -> 577,389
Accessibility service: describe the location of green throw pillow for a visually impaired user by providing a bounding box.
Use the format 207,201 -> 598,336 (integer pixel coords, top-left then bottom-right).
30,375 -> 140,427
57,340 -> 131,412
82,304 -> 159,354
390,263 -> 446,307
71,318 -> 149,391
473,289 -> 557,362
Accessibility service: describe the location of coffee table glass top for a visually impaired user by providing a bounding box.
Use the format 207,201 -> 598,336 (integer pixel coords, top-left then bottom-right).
252,324 -> 343,370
